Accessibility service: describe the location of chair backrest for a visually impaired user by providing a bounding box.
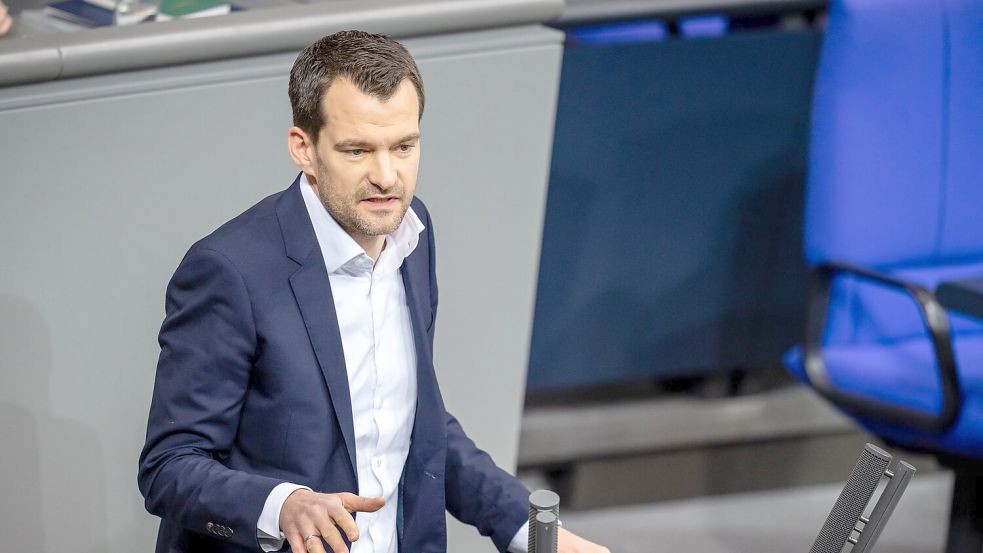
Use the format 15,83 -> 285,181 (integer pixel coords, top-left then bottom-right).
942,0 -> 983,259
805,0 -> 983,270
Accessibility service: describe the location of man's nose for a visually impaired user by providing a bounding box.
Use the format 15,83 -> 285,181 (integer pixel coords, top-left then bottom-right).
369,153 -> 397,190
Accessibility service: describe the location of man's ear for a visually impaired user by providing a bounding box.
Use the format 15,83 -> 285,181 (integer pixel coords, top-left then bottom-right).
287,126 -> 318,174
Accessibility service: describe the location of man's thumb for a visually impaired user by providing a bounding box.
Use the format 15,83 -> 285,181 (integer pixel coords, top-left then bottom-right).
343,493 -> 386,512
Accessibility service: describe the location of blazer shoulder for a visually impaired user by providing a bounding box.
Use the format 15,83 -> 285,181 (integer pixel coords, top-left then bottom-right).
190,187 -> 289,264
410,196 -> 431,222
410,196 -> 435,242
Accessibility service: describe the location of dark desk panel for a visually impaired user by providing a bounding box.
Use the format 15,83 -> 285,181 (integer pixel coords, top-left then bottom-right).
528,27 -> 820,391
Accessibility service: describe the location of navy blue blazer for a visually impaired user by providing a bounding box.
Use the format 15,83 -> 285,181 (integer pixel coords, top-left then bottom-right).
138,176 -> 529,553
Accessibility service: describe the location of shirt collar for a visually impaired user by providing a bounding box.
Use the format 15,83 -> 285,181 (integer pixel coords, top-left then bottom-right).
299,172 -> 425,275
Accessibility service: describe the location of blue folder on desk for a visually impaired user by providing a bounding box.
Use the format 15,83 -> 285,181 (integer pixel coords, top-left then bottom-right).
43,0 -> 157,26
43,0 -> 115,26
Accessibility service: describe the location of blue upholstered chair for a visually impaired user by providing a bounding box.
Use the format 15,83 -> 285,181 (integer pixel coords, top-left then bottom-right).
784,1 -> 983,551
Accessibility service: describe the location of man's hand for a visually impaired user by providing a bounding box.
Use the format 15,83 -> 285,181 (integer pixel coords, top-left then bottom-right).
558,527 -> 611,553
279,489 -> 385,553
0,1 -> 12,37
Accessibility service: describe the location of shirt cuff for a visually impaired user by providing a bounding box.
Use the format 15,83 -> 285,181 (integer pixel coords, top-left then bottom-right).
257,482 -> 311,552
507,520 -> 529,553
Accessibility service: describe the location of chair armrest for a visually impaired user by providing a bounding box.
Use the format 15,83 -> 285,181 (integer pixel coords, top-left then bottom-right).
803,262 -> 962,433
937,277 -> 983,320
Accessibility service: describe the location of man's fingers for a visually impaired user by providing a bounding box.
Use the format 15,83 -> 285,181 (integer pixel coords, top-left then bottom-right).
280,491 -> 379,551
286,533 -> 306,553
327,505 -> 360,542
305,535 -> 328,553
287,529 -> 325,553
315,523 -> 349,553
340,493 -> 386,513
305,530 -> 329,553
557,527 -> 611,553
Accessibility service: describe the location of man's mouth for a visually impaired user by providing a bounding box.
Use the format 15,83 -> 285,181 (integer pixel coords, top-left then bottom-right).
361,196 -> 400,209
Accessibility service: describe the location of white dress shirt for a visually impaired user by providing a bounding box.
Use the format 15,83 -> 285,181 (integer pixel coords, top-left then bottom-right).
258,174 -> 529,553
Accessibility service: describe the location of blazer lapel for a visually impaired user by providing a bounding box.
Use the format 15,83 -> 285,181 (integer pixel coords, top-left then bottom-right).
277,175 -> 357,476
399,228 -> 448,551
401,242 -> 444,461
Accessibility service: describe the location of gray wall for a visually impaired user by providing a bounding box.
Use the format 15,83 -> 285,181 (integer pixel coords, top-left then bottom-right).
0,25 -> 562,552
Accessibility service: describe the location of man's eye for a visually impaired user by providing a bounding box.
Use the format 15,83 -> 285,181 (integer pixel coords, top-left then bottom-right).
348,149 -> 364,157
398,144 -> 413,153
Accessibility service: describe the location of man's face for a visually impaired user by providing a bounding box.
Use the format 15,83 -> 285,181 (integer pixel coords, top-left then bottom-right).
307,77 -> 421,240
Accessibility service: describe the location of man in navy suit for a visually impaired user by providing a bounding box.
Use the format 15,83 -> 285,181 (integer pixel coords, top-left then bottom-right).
138,31 -> 608,553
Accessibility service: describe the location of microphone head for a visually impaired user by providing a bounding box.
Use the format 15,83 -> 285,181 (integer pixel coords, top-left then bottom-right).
529,489 -> 560,512
862,443 -> 892,462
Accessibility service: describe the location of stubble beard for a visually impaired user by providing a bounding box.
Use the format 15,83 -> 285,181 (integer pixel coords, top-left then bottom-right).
311,162 -> 410,239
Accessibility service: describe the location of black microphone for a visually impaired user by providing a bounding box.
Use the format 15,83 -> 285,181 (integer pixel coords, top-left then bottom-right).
810,443 -> 916,553
528,489 -> 560,553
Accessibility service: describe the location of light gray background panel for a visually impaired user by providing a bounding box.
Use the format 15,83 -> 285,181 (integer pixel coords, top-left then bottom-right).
0,25 -> 562,553
418,34 -> 562,551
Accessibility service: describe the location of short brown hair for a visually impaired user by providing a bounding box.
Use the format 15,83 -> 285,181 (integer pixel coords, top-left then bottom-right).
288,30 -> 425,141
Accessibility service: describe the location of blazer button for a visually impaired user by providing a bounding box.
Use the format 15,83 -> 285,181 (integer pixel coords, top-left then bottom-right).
223,526 -> 234,538
206,522 -> 216,534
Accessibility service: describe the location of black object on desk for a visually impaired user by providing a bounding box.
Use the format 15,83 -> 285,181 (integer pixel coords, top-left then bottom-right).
937,278 -> 983,320
810,443 -> 916,553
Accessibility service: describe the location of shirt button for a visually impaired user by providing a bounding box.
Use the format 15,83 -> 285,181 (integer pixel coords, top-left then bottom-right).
373,457 -> 383,468
375,399 -> 384,410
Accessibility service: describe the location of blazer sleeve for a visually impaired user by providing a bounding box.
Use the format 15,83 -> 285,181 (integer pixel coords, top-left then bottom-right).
138,245 -> 283,551
444,413 -> 531,552
418,204 -> 529,551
